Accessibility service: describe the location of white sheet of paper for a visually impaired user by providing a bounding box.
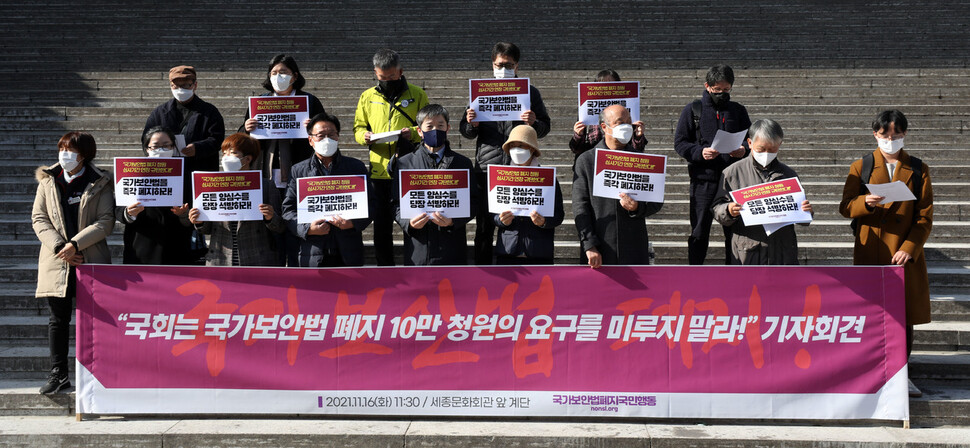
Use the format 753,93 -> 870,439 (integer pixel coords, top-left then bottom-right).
174,134 -> 187,151
711,129 -> 748,154
866,181 -> 917,204
370,130 -> 402,144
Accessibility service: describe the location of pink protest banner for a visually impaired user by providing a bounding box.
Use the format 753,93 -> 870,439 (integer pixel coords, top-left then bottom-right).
76,265 -> 907,420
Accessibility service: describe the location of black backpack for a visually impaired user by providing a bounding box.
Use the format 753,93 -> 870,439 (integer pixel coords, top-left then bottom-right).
849,152 -> 923,235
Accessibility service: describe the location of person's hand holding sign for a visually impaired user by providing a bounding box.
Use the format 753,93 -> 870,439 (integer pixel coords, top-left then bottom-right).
188,208 -> 202,225
801,200 -> 813,215
520,110 -> 536,126
573,121 -> 586,137
499,210 -> 514,226
329,215 -> 354,230
586,248 -> 603,269
259,204 -> 275,221
429,211 -> 453,228
127,202 -> 145,218
244,118 -> 259,133
619,192 -> 638,212
308,219 -> 331,235
728,202 -> 743,217
409,212 -> 430,230
530,211 -> 546,227
171,203 -> 189,217
466,109 -> 479,128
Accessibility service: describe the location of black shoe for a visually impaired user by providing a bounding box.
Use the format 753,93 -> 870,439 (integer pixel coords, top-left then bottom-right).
39,368 -> 70,395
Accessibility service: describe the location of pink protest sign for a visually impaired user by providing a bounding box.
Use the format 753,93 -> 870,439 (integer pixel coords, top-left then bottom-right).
76,265 -> 907,420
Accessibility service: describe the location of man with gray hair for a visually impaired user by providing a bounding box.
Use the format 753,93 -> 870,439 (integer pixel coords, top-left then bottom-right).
353,48 -> 429,265
712,119 -> 813,265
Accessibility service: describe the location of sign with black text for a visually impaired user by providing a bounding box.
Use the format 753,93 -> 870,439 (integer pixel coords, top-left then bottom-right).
191,171 -> 263,221
398,169 -> 471,219
487,165 -> 556,217
296,175 -> 369,223
114,157 -> 184,207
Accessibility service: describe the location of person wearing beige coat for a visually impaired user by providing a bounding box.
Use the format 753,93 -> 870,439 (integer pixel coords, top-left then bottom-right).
31,132 -> 114,395
839,110 -> 933,359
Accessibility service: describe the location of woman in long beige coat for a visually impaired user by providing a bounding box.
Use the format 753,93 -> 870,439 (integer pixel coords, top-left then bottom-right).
31,131 -> 114,395
839,110 -> 933,356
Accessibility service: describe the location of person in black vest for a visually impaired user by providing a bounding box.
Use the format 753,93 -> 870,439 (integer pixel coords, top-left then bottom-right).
674,64 -> 751,265
241,54 -> 327,266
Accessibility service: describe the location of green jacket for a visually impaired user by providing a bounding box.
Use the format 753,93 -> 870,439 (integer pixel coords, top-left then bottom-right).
353,82 -> 428,180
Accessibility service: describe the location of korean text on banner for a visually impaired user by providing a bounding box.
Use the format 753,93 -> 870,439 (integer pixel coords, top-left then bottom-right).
114,157 -> 184,207
76,264 -> 908,420
248,95 -> 310,140
398,169 -> 471,219
730,177 -> 812,227
487,165 -> 556,216
592,148 -> 666,203
191,171 -> 263,221
296,175 -> 369,223
577,81 -> 640,125
469,78 -> 531,122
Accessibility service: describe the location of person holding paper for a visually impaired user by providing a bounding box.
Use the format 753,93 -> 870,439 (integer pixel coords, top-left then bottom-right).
493,125 -> 564,265
187,133 -> 285,266
674,64 -> 750,265
144,65 -> 225,174
32,132 -> 115,395
570,69 -> 646,162
574,105 -> 662,268
712,119 -> 813,265
460,42 -> 552,265
283,113 -> 373,267
839,110 -> 933,368
353,49 -> 429,266
396,105 -> 477,266
240,54 -> 326,266
115,126 -> 194,265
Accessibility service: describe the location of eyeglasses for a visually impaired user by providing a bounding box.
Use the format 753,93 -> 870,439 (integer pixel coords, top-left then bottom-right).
311,133 -> 338,140
148,145 -> 174,151
493,62 -> 516,69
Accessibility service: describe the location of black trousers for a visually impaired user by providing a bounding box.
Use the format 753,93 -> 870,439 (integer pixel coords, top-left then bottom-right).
688,180 -> 732,265
371,178 -> 396,266
48,270 -> 76,372
473,172 -> 495,265
495,255 -> 553,266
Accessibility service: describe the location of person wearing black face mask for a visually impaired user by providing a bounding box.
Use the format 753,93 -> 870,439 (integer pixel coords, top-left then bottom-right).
353,48 -> 429,266
673,64 -> 751,266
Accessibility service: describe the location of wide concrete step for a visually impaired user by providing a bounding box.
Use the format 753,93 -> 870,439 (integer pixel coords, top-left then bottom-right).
0,415 -> 968,446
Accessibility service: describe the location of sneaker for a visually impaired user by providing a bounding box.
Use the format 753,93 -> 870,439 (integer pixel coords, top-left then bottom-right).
39,368 -> 70,395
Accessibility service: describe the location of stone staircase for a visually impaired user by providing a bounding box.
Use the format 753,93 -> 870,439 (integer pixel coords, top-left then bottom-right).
1,0 -> 970,444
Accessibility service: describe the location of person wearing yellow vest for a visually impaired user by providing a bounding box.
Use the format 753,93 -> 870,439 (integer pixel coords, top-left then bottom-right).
353,48 -> 429,265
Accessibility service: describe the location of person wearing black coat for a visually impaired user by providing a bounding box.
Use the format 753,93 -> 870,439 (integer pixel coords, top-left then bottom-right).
396,105 -> 478,266
282,113 -> 373,267
574,105 -> 662,268
673,64 -> 751,265
241,54 -> 327,266
459,42 -> 551,265
116,126 -> 195,265
143,65 -> 226,175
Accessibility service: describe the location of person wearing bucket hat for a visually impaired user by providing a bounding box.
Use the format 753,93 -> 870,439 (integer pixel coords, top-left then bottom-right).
491,125 -> 564,265
573,105 -> 663,268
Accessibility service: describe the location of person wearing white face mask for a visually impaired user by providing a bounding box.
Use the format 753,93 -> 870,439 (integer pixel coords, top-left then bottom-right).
144,65 -> 225,175
570,69 -> 647,163
187,133 -> 285,266
492,125 -> 564,265
460,42 -> 552,265
115,127 -> 194,265
32,132 -> 115,395
282,113 -> 374,267
840,110 -> 933,392
713,119 -> 813,265
573,105 -> 663,269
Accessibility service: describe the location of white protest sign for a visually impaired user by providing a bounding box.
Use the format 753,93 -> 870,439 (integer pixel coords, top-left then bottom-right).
114,157 -> 184,207
469,78 -> 531,122
487,165 -> 556,217
592,149 -> 666,203
191,171 -> 263,221
577,81 -> 640,125
398,169 -> 471,219
296,175 -> 369,223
